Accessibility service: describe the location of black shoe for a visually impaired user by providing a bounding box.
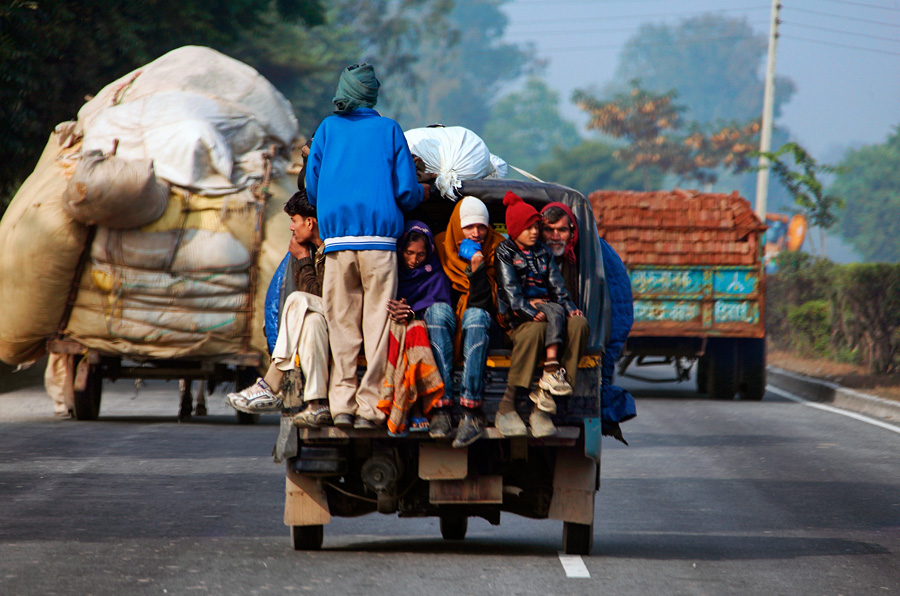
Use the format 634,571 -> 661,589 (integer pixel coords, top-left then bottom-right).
452,409 -> 485,448
429,408 -> 452,439
354,417 -> 379,430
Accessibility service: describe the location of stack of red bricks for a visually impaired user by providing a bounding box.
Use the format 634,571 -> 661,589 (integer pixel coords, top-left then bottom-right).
588,188 -> 766,266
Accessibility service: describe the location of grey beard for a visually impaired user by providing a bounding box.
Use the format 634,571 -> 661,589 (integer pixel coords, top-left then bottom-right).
548,242 -> 566,258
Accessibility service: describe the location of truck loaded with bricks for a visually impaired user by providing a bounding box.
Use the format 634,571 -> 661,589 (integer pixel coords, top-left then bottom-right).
589,189 -> 767,401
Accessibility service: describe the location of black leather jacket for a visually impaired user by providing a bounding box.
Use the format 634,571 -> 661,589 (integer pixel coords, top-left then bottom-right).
495,238 -> 577,327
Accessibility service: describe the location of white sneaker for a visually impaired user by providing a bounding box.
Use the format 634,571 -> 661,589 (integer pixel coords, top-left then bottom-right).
538,368 -> 573,396
226,378 -> 282,413
529,387 -> 557,415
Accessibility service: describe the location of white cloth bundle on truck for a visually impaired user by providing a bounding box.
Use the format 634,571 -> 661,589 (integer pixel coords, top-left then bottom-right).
404,126 -> 507,199
73,46 -> 297,160
80,91 -> 274,192
0,46 -> 299,365
62,150 -> 169,228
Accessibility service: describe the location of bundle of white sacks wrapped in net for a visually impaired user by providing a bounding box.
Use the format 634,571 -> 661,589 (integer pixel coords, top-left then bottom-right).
0,46 -> 298,365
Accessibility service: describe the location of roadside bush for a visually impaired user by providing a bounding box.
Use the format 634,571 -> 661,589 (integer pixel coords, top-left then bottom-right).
786,300 -> 831,357
766,252 -> 834,348
831,263 -> 900,374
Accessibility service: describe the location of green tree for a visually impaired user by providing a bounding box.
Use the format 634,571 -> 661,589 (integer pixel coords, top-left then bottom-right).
338,0 -> 538,132
831,127 -> 900,262
533,141 -> 656,196
573,81 -> 760,188
0,0 -> 324,207
481,77 -> 580,173
757,142 -> 844,255
612,14 -> 795,124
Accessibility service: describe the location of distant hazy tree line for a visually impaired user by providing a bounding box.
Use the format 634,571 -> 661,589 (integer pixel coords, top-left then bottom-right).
5,5 -> 896,264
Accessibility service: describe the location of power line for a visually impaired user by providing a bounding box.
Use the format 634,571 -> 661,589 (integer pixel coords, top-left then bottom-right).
507,20 -> 770,36
513,0 -> 695,3
819,0 -> 900,11
785,5 -> 900,28
511,6 -> 770,25
537,33 -> 779,52
782,19 -> 900,43
782,33 -> 900,55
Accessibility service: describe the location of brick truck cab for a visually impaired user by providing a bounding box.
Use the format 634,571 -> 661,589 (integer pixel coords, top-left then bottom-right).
590,189 -> 767,400
284,179 -> 611,555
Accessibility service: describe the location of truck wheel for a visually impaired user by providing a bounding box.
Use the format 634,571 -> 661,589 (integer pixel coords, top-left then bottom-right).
440,515 -> 468,540
290,525 -> 323,550
707,339 -> 737,400
739,338 -> 766,401
563,521 -> 594,555
695,357 -> 709,394
73,366 -> 102,420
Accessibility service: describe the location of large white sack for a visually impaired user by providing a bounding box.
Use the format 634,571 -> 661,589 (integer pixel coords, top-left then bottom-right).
63,176 -> 296,361
62,151 -> 169,228
404,126 -> 504,199
81,91 -> 272,191
92,228 -> 252,273
74,46 -> 298,150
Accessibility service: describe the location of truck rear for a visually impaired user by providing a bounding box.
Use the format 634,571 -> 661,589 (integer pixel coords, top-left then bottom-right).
283,179 -> 610,555
589,189 -> 767,400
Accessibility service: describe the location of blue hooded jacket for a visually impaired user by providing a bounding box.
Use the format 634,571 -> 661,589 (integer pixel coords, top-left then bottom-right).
305,108 -> 423,253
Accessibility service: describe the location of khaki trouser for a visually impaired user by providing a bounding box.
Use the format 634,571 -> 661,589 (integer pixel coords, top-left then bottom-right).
271,291 -> 329,402
507,315 -> 589,389
323,250 -> 397,422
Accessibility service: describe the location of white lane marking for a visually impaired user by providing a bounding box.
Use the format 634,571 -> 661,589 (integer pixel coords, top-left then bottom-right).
768,385 -> 900,435
558,553 -> 590,578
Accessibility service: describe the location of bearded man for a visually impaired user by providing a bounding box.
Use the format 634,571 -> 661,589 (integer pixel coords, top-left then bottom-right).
539,202 -> 579,298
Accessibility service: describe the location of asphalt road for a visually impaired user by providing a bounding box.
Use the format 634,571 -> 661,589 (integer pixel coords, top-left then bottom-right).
1,367 -> 898,596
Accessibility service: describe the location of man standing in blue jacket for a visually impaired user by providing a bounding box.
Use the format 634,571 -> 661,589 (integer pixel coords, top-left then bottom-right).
305,63 -> 424,429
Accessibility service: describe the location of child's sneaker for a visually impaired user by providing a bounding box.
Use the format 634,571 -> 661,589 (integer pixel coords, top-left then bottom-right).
538,368 -> 573,396
226,378 -> 282,413
529,387 -> 557,415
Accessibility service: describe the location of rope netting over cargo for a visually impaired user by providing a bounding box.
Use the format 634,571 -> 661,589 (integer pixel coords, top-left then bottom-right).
589,189 -> 767,267
0,47 -> 299,364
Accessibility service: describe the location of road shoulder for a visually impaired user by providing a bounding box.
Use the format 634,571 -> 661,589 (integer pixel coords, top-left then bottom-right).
768,366 -> 900,423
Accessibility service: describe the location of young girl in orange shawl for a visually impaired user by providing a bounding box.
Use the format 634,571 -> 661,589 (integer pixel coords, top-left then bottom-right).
430,196 -> 504,448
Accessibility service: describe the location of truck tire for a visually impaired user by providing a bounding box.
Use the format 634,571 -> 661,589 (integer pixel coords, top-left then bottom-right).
563,521 -> 594,555
73,365 -> 102,420
739,338 -> 766,401
291,525 -> 323,550
440,515 -> 468,540
695,356 -> 709,394
706,339 -> 737,400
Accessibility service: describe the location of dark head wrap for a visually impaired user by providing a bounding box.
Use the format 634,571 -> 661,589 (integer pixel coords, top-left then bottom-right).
333,63 -> 380,114
396,221 -> 452,314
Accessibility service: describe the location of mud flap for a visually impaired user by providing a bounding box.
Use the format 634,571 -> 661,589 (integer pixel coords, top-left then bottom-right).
284,465 -> 331,527
548,447 -> 598,525
583,417 -> 602,461
272,416 -> 298,463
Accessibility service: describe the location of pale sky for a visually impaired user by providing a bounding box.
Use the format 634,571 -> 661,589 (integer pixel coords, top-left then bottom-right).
501,0 -> 900,160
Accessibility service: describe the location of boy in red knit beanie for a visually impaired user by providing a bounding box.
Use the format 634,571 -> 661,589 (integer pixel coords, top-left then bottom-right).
494,191 -> 585,438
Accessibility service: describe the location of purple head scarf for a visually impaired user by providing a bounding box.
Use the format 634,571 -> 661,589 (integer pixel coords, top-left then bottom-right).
397,221 -> 452,314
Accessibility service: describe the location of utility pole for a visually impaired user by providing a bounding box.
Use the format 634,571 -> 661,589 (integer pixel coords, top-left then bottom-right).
755,0 -> 782,220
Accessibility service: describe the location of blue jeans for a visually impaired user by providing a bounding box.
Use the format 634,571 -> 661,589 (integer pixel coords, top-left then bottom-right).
424,303 -> 491,409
